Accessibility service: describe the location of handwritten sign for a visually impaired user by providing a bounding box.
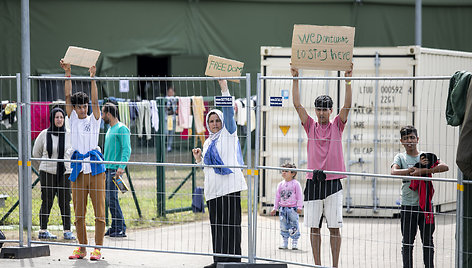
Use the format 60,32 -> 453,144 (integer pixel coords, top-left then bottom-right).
63,46 -> 101,68
291,25 -> 355,71
205,55 -> 244,83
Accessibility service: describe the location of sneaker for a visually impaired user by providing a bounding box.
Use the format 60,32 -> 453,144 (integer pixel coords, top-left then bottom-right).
68,247 -> 86,259
109,230 -> 127,237
63,231 -> 76,240
90,249 -> 101,261
38,231 -> 57,239
278,239 -> 288,249
292,240 -> 299,250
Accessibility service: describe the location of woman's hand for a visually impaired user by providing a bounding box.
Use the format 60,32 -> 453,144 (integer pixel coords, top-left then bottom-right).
192,148 -> 202,162
270,209 -> 276,216
218,80 -> 229,93
296,208 -> 302,214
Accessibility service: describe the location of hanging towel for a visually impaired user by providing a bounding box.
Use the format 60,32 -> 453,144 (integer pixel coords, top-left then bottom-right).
118,101 -> 131,127
234,99 -> 246,126
175,117 -> 183,133
192,96 -> 205,134
136,101 -> 152,140
31,102 -> 51,140
249,99 -> 256,132
178,97 -> 192,129
150,100 -> 159,132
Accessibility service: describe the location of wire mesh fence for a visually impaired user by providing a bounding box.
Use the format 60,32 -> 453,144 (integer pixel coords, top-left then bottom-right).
26,75 -> 253,260
0,73 -> 466,268
254,75 -> 459,267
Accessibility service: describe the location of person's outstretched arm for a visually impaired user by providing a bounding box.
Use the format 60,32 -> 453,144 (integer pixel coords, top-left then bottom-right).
60,59 -> 72,118
339,64 -> 353,124
89,66 -> 100,120
218,80 -> 237,134
291,65 -> 308,125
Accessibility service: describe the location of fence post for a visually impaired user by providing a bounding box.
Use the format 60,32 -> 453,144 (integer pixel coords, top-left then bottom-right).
245,74 -> 255,263
156,98 -> 166,217
457,168 -> 464,268
252,73 -> 262,262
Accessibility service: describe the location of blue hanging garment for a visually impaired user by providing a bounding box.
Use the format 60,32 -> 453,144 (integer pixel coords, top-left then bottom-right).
192,187 -> 205,213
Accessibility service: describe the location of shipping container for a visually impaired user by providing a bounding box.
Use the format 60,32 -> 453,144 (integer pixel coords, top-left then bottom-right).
259,46 -> 472,217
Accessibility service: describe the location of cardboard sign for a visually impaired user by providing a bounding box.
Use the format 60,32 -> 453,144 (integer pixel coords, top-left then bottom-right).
63,46 -> 101,68
291,25 -> 355,71
205,55 -> 244,83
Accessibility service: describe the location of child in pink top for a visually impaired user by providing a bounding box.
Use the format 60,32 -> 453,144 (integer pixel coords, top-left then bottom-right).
271,163 -> 303,250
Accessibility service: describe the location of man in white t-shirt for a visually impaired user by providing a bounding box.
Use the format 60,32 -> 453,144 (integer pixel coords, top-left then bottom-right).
60,59 -> 106,261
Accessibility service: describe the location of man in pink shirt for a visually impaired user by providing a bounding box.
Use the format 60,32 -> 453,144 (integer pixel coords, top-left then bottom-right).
291,64 -> 352,268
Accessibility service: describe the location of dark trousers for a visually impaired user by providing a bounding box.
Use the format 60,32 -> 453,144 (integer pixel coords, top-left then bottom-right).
401,205 -> 435,268
39,171 -> 71,230
105,169 -> 126,232
207,192 -> 242,264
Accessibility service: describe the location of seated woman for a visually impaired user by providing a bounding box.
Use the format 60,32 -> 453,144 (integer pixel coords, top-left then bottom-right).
192,80 -> 247,268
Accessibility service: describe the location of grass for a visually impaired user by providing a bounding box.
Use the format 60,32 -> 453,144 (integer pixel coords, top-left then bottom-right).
0,167 -> 249,232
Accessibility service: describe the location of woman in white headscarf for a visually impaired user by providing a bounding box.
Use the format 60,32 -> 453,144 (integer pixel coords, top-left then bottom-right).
192,80 -> 247,268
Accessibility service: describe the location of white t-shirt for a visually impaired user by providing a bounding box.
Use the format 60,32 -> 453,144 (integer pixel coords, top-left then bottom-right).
69,110 -> 101,174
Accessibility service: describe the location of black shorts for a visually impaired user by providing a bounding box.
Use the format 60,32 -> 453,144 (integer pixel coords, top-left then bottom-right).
304,174 -> 342,201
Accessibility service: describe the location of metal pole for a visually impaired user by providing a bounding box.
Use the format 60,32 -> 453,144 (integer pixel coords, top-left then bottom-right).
21,0 -> 32,247
373,52 -> 380,212
245,74 -> 254,263
457,126 -> 464,268
253,73 -> 262,261
16,73 -> 24,247
415,0 -> 422,46
457,169 -> 463,268
156,98 -> 166,217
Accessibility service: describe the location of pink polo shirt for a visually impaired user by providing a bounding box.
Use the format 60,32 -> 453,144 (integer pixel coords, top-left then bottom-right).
303,114 -> 346,180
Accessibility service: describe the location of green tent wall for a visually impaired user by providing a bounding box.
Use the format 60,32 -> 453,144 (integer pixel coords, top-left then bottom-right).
1,0 -> 472,79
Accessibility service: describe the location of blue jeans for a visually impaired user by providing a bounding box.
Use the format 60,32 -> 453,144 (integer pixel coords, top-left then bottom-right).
106,169 -> 126,233
279,207 -> 300,240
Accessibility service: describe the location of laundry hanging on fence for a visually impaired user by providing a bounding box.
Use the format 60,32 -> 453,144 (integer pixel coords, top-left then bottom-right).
178,97 -> 192,129
192,96 -> 206,134
0,102 -> 17,129
150,100 -> 159,132
118,101 -> 131,127
31,102 -> 51,140
136,100 -> 152,140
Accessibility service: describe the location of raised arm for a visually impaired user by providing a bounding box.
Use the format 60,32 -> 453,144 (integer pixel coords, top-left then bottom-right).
60,59 -> 72,117
291,66 -> 308,125
339,65 -> 353,124
89,66 -> 100,120
218,80 -> 237,134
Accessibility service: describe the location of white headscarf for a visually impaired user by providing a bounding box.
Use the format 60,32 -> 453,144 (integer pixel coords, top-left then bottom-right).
205,109 -> 224,141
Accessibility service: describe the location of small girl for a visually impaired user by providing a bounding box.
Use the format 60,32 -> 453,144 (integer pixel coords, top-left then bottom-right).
270,163 -> 303,250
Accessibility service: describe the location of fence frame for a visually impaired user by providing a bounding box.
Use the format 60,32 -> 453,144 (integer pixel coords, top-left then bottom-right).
254,74 -> 467,268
